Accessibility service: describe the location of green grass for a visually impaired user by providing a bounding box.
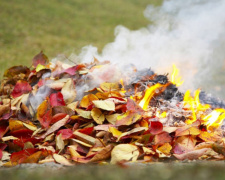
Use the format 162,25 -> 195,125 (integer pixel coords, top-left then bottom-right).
0,0 -> 162,77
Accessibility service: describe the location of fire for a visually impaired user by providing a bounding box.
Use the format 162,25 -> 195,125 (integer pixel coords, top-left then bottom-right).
139,83 -> 163,110
183,89 -> 225,129
171,64 -> 184,87
203,109 -> 225,130
156,111 -> 167,118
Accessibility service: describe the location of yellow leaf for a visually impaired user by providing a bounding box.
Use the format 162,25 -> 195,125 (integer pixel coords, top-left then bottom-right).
75,109 -> 92,119
157,143 -> 172,157
22,122 -> 37,131
91,108 -> 105,124
105,114 -> 120,125
109,127 -> 122,138
116,111 -> 141,126
111,144 -> 139,164
92,100 -> 115,111
36,64 -> 46,72
56,134 -> 65,151
100,82 -> 120,92
23,151 -> 43,163
9,119 -> 24,131
53,154 -> 74,166
61,78 -> 76,104
80,94 -> 98,108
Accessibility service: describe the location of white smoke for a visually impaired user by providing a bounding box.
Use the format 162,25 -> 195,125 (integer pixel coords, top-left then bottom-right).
75,0 -> 225,99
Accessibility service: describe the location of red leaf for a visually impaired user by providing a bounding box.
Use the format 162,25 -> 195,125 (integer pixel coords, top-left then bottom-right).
149,121 -> 163,135
126,98 -> 144,115
60,64 -> 85,76
40,109 -> 52,128
32,51 -> 49,68
0,143 -> 7,151
11,80 -> 32,98
0,122 -> 8,138
10,129 -> 33,139
0,150 -> 2,160
57,129 -> 73,140
51,113 -> 67,124
78,127 -> 94,135
50,92 -> 66,107
11,148 -> 38,164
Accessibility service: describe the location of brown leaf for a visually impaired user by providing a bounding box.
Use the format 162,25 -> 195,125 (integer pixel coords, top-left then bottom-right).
90,145 -> 114,162
91,108 -> 105,124
4,66 -> 30,78
32,51 -> 49,68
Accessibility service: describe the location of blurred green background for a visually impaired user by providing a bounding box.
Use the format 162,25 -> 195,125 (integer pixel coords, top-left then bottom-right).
0,0 -> 161,78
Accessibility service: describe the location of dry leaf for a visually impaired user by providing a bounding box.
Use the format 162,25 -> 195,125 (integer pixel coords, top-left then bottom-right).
92,100 -> 115,111
91,108 -> 105,124
80,94 -> 98,108
40,115 -> 69,138
56,134 -> 65,152
174,148 -> 210,160
53,154 -> 74,166
117,127 -> 147,141
111,144 -> 139,164
61,79 -> 76,104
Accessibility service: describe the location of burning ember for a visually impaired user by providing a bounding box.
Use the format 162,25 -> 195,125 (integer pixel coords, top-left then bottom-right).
0,51 -> 225,166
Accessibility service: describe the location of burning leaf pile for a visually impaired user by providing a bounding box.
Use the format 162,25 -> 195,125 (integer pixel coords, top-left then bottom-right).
0,51 -> 225,167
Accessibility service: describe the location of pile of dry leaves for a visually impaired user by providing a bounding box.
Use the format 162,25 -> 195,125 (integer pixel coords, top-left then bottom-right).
0,52 -> 225,167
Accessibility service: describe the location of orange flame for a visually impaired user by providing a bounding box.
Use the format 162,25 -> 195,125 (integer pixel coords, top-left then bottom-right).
171,64 -> 184,87
139,84 -> 163,110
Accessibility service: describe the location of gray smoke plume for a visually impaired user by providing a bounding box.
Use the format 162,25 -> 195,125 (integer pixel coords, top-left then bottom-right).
74,0 -> 225,99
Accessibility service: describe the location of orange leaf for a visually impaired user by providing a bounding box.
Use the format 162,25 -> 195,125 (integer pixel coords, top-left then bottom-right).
80,94 -> 98,108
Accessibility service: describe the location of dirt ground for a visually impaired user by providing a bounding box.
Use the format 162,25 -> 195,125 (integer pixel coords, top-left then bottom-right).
1,161 -> 225,180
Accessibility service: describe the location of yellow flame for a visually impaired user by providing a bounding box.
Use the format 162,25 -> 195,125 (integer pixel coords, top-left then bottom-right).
171,64 -> 184,87
139,84 -> 162,110
203,109 -> 225,129
156,111 -> 167,118
184,89 -> 211,124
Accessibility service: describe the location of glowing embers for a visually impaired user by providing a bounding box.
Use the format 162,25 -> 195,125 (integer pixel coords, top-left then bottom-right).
171,64 -> 184,87
202,109 -> 225,130
139,83 -> 163,110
